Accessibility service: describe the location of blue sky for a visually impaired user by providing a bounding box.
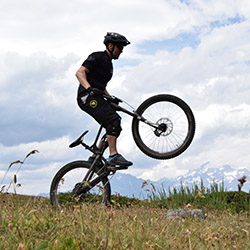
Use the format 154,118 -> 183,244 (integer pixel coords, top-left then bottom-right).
1,0 -> 250,195
139,32 -> 200,54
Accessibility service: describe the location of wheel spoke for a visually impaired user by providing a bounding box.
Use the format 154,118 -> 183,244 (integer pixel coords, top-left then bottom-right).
50,161 -> 110,209
140,102 -> 188,152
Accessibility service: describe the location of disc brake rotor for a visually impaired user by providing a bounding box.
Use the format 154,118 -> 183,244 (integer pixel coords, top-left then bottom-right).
154,118 -> 173,137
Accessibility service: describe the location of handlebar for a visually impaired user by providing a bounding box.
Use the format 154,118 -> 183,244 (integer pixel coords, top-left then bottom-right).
103,94 -> 123,104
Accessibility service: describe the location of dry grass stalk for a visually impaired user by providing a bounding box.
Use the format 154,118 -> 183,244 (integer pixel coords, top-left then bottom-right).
0,150 -> 39,193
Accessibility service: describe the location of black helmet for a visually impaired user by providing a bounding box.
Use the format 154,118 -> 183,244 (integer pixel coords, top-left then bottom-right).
104,32 -> 130,46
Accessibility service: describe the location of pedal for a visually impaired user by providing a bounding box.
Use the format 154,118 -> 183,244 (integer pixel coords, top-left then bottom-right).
107,164 -> 128,171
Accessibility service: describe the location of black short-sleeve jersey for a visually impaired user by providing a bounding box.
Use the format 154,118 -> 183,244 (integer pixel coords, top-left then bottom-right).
77,51 -> 113,96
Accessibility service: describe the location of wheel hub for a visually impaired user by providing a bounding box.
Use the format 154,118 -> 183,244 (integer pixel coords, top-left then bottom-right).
154,118 -> 173,137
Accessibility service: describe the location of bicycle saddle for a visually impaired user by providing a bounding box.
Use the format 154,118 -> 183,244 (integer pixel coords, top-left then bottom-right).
69,130 -> 88,148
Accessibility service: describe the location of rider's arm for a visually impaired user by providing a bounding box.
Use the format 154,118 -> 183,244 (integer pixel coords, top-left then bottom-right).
75,66 -> 91,90
104,88 -> 110,96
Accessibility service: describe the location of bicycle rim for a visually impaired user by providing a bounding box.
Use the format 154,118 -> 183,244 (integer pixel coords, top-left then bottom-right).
50,161 -> 111,209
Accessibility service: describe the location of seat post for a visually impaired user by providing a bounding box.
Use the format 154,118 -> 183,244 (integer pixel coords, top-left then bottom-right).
93,125 -> 103,146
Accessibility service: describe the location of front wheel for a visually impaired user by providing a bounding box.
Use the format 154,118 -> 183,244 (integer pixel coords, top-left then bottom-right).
50,161 -> 111,209
132,94 -> 195,159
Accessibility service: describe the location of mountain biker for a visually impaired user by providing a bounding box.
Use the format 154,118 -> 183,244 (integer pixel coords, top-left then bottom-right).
75,32 -> 133,168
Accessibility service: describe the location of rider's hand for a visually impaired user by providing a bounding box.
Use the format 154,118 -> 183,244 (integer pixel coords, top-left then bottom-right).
87,87 -> 104,96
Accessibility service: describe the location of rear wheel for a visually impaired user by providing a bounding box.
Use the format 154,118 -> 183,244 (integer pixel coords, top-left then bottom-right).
132,94 -> 195,159
50,161 -> 111,209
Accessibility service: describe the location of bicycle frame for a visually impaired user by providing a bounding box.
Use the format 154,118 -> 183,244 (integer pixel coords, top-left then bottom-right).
109,100 -> 164,131
69,126 -> 110,194
69,95 -> 167,196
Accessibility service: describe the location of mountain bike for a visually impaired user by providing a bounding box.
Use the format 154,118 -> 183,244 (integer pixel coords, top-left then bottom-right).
50,94 -> 195,208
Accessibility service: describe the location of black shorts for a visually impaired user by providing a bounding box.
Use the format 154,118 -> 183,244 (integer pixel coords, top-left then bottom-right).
77,93 -> 121,128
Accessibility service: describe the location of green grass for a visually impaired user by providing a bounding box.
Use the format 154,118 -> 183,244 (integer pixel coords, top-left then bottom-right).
146,180 -> 250,213
2,151 -> 249,249
1,191 -> 250,250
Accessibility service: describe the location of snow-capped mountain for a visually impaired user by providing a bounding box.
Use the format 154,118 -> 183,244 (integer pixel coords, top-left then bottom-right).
110,162 -> 250,198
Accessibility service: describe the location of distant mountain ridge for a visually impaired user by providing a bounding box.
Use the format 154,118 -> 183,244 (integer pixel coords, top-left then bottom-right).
110,162 -> 250,198
39,163 -> 250,199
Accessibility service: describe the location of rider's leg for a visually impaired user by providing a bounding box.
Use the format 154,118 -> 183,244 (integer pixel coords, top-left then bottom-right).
106,135 -> 118,156
105,119 -> 132,167
106,135 -> 132,167
89,139 -> 104,159
89,134 -> 107,159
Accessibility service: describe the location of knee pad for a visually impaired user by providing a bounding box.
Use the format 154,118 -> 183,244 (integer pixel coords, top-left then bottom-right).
106,119 -> 122,137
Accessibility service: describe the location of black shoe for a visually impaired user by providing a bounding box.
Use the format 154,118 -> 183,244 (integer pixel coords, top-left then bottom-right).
87,156 -> 95,162
108,154 -> 133,167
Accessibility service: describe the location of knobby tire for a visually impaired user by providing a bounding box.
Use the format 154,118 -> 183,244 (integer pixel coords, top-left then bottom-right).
50,161 -> 111,209
132,94 -> 195,159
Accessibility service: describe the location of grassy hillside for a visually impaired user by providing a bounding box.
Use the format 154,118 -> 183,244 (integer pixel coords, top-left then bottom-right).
1,192 -> 250,250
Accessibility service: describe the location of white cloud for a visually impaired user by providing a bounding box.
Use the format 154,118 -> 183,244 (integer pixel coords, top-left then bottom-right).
0,51 -> 81,146
1,0 -> 250,195
1,0 -> 247,57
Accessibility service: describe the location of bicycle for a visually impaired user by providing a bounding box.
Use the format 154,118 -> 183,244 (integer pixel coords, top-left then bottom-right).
50,94 -> 195,208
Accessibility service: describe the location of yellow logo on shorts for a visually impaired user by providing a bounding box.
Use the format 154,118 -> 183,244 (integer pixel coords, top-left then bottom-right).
89,100 -> 98,108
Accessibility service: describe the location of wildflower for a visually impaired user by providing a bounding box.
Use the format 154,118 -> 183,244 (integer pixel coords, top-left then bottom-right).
185,203 -> 192,209
141,181 -> 148,189
151,183 -> 156,192
195,190 -> 205,199
17,243 -> 24,250
238,176 -> 247,192
182,229 -> 190,236
238,176 -> 246,185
